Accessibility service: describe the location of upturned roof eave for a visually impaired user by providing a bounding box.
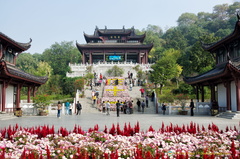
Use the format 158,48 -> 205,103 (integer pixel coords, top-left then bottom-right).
184,62 -> 240,85
202,20 -> 240,52
1,62 -> 48,85
0,32 -> 32,51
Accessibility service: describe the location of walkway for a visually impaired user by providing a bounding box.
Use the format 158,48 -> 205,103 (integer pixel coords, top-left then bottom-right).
0,84 -> 239,132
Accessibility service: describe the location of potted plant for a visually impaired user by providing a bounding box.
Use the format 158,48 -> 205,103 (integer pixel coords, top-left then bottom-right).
175,94 -> 189,115
33,94 -> 51,116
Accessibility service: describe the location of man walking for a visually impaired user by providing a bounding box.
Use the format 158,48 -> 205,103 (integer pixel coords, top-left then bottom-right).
76,101 -> 82,115
137,99 -> 141,112
116,100 -> 120,117
141,100 -> 145,113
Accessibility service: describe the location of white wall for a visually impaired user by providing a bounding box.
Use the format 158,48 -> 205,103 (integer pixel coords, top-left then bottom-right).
231,81 -> 237,111
217,83 -> 226,108
6,85 -> 14,108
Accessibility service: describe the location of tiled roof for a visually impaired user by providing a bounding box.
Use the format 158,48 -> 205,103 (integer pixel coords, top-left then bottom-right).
5,63 -> 48,85
184,61 -> 240,85
202,20 -> 240,52
0,32 -> 31,51
76,42 -> 153,51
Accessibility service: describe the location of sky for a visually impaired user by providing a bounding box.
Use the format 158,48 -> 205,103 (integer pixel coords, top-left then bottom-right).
0,0 -> 238,54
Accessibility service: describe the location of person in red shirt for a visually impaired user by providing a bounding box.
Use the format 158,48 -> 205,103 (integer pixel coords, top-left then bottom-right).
140,88 -> 145,97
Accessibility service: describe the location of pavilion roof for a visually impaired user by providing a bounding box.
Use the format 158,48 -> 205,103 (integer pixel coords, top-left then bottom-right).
184,60 -> 240,86
76,42 -> 153,52
0,61 -> 48,86
0,32 -> 31,52
202,20 -> 240,52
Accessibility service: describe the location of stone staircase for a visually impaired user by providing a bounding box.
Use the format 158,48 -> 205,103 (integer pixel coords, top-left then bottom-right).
81,84 -> 156,114
215,112 -> 240,119
0,112 -> 18,120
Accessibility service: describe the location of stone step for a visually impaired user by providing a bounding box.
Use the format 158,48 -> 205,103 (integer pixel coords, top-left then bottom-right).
0,113 -> 18,120
216,112 -> 240,119
82,85 -> 156,114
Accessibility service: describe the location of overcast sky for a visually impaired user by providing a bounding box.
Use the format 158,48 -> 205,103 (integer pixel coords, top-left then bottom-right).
0,0 -> 238,54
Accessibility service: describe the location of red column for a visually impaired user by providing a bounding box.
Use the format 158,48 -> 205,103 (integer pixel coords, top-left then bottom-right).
27,86 -> 31,103
1,81 -> 6,112
145,51 -> 148,64
16,84 -> 21,108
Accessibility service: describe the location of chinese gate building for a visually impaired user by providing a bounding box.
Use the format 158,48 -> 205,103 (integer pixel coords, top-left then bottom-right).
76,26 -> 153,64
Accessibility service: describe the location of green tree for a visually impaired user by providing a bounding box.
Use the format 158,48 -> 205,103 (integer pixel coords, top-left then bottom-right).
16,53 -> 37,74
107,65 -> 124,77
177,13 -> 198,26
149,49 -> 182,94
42,41 -> 81,76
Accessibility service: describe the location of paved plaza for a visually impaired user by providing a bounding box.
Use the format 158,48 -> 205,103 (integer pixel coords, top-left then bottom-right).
0,112 -> 239,132
0,85 -> 239,132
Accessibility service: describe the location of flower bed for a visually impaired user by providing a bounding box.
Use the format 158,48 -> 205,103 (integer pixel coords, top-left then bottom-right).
0,122 -> 239,158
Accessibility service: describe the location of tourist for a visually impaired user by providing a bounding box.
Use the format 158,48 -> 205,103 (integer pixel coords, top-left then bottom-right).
106,101 -> 110,115
57,101 -> 62,118
162,102 -> 166,115
76,101 -> 82,115
69,103 -> 73,115
145,95 -> 149,108
151,91 -> 155,102
102,101 -> 106,113
115,79 -> 119,85
141,100 -> 145,113
65,101 -> 70,115
137,99 -> 141,112
190,99 -> 194,116
123,100 -> 127,114
128,101 -> 133,114
137,79 -> 140,86
130,72 -> 133,79
116,100 -> 120,117
129,83 -> 133,91
140,88 -> 145,97
92,95 -> 97,105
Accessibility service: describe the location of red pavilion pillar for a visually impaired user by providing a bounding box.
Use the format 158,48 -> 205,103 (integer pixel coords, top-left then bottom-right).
27,86 -> 32,103
16,84 -> 21,109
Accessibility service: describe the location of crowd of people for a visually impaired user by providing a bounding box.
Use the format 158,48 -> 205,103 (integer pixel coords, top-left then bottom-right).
56,71 -> 156,118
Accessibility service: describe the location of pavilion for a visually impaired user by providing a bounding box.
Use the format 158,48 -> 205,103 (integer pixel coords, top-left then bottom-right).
0,32 -> 48,114
184,16 -> 240,113
76,26 -> 153,64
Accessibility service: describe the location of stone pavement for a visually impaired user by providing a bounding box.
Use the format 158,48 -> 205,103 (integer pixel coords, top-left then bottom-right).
0,84 -> 239,132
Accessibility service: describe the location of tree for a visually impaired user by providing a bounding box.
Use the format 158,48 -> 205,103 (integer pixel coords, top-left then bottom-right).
74,77 -> 85,91
107,65 -> 124,77
42,41 -> 81,76
162,28 -> 187,51
149,49 -> 182,94
16,53 -> 37,74
177,13 -> 198,26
